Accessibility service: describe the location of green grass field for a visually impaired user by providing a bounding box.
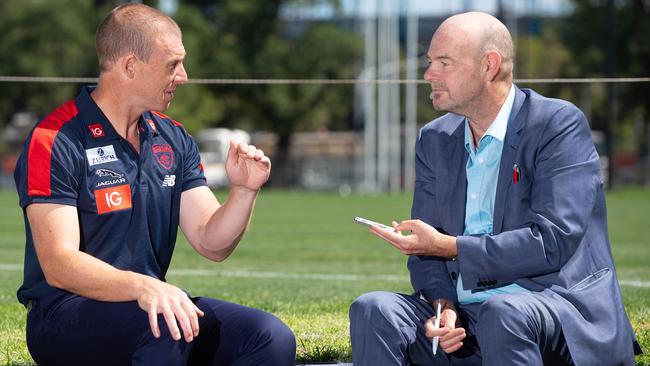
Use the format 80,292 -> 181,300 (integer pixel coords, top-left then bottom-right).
0,188 -> 648,365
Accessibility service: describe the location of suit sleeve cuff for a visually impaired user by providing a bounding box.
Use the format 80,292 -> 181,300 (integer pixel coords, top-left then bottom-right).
456,235 -> 484,290
418,287 -> 458,304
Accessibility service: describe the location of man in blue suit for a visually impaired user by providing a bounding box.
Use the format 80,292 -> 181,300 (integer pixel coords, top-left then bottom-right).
349,12 -> 640,365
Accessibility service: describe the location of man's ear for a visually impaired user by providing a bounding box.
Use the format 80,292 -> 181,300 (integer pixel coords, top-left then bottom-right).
482,51 -> 502,82
120,54 -> 138,79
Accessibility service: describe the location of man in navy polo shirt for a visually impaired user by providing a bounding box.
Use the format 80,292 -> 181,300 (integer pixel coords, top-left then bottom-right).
14,3 -> 295,365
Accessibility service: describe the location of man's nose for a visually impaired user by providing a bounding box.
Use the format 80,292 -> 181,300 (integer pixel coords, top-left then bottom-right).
423,64 -> 437,82
175,64 -> 188,84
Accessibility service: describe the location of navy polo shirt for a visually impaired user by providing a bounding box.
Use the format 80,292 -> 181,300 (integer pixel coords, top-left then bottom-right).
14,86 -> 206,306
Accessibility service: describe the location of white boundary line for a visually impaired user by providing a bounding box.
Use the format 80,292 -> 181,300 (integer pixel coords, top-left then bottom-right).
619,280 -> 650,288
0,264 -> 22,271
1,263 -> 649,287
168,268 -> 407,282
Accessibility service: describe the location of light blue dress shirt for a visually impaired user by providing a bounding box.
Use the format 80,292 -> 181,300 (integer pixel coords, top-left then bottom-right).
456,86 -> 529,304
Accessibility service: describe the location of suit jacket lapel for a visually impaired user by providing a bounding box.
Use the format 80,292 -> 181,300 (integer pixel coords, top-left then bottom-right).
442,118 -> 468,236
493,86 -> 526,234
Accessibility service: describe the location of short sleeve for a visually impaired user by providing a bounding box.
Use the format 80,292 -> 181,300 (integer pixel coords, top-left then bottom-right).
15,131 -> 82,208
181,133 -> 207,192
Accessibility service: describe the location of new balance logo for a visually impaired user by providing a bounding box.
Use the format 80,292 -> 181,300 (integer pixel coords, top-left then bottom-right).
162,175 -> 176,187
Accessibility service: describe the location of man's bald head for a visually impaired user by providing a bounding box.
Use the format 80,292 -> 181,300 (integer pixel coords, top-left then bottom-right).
96,3 -> 181,71
435,12 -> 514,81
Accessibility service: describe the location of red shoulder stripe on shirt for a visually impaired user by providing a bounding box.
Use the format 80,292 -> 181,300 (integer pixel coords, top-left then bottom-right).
27,100 -> 79,196
151,111 -> 184,127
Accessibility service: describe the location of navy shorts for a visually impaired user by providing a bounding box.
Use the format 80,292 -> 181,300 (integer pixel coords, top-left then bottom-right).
26,292 -> 296,365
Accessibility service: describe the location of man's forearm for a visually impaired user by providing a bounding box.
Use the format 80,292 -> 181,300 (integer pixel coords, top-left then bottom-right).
41,249 -> 153,302
197,187 -> 258,259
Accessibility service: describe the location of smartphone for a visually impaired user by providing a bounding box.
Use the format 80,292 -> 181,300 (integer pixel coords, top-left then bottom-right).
354,216 -> 392,230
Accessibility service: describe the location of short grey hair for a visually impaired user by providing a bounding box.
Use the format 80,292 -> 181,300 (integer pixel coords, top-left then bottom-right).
478,18 -> 514,80
95,3 -> 180,71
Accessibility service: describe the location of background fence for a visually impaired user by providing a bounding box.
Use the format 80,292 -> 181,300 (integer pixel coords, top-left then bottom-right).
1,0 -> 648,192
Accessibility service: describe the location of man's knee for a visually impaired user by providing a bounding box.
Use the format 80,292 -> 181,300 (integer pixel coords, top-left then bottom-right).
350,291 -> 399,326
249,311 -> 296,357
475,295 -> 531,340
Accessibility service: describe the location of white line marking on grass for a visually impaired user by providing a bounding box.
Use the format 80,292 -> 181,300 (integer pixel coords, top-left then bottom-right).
169,269 -> 408,282
0,263 -> 406,282
0,264 -> 22,271
1,263 -> 650,287
619,280 -> 650,288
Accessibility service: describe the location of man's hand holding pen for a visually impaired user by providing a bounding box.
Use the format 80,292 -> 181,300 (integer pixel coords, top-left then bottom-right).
425,299 -> 466,355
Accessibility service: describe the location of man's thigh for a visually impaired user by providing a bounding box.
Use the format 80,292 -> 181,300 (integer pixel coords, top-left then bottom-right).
27,294 -> 155,365
189,296 -> 296,365
27,294 -> 294,366
350,291 -> 452,365
473,292 -> 572,366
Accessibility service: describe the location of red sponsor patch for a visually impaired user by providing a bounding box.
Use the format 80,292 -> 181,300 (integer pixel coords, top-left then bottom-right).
88,124 -> 105,138
95,184 -> 132,214
152,144 -> 175,170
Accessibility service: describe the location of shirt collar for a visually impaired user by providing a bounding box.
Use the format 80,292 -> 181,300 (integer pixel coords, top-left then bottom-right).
464,84 -> 515,150
75,86 -> 119,141
75,86 -> 155,140
485,84 -> 515,142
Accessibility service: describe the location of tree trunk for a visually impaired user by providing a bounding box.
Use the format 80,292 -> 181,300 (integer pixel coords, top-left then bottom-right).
269,133 -> 293,187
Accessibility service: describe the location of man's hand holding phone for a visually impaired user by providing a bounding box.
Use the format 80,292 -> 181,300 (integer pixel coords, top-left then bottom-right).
354,216 -> 393,230
355,217 -> 457,258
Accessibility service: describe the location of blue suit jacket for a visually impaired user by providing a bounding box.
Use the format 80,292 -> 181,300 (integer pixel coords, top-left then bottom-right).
409,86 -> 639,365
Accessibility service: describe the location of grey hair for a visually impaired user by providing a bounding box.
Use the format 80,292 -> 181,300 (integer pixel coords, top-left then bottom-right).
478,20 -> 514,80
95,3 -> 180,71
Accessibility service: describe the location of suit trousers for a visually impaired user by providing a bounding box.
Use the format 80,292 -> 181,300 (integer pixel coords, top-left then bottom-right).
25,292 -> 296,366
349,291 -> 573,366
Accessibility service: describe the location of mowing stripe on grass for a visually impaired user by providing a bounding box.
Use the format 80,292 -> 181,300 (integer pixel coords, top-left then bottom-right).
1,263 -> 649,287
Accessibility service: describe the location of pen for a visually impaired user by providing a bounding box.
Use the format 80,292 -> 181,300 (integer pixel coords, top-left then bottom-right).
432,300 -> 441,355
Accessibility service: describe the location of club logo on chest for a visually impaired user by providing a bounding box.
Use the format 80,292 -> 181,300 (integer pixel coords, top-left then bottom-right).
152,144 -> 175,171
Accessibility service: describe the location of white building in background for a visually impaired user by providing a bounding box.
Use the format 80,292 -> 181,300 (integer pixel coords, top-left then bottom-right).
196,128 -> 250,188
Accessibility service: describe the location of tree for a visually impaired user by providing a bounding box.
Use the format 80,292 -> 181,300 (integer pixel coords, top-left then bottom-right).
170,0 -> 363,185
563,0 -> 650,183
0,0 -> 364,188
249,23 -> 362,185
0,0 -> 99,132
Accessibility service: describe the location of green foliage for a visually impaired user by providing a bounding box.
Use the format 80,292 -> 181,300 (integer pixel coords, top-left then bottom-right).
0,0 -> 99,126
169,0 -> 363,136
515,26 -> 576,100
251,23 -> 363,134
562,0 -> 650,153
0,0 -> 363,140
163,3 -> 224,133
